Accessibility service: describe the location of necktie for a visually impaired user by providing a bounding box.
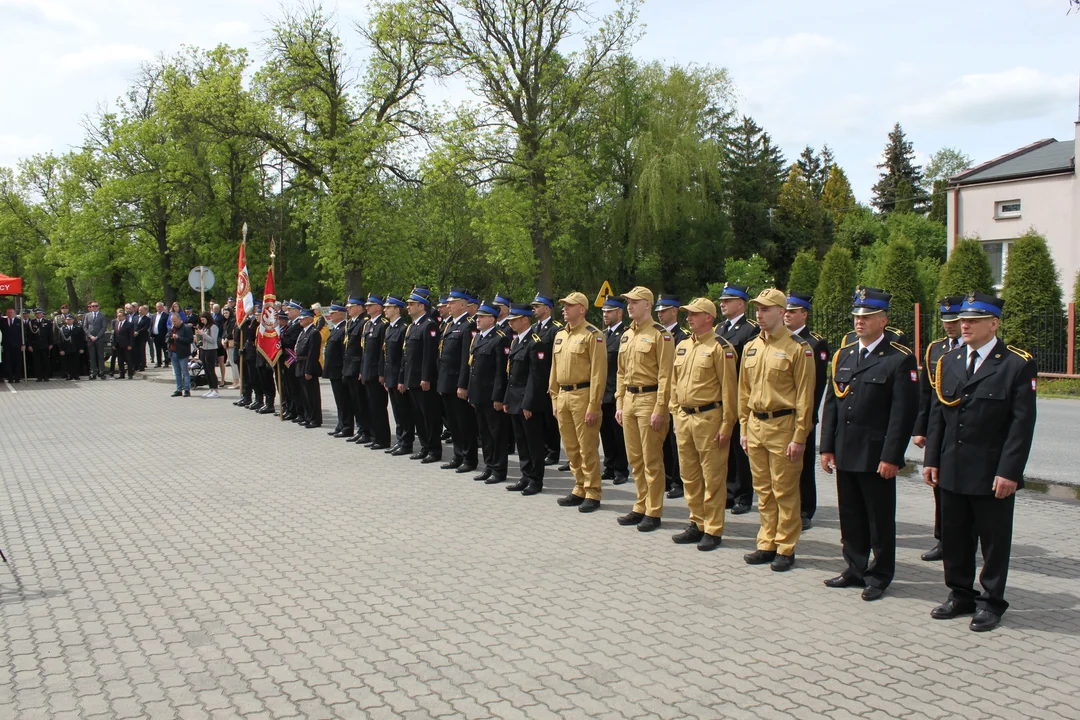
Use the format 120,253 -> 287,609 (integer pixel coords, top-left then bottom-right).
859,347 -> 869,365
967,351 -> 977,378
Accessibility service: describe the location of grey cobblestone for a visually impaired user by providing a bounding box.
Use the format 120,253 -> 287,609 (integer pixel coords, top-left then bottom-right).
1,374 -> 1079,718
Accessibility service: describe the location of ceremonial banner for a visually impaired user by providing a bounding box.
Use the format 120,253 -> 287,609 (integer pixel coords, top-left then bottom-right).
235,230 -> 254,325
256,265 -> 282,364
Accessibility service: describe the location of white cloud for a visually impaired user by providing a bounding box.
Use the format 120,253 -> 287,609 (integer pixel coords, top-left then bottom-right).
212,20 -> 251,40
53,44 -> 154,74
735,33 -> 850,65
0,0 -> 98,33
902,67 -> 1077,127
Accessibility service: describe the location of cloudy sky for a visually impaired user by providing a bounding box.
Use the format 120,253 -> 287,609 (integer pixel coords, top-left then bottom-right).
1,0 -> 1078,202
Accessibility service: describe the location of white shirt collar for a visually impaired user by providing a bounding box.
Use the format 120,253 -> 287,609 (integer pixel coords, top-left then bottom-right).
607,321 -> 622,333
859,333 -> 885,355
479,326 -> 494,337
725,313 -> 745,327
368,313 -> 382,322
790,325 -> 806,336
968,340 -> 994,364
454,312 -> 469,323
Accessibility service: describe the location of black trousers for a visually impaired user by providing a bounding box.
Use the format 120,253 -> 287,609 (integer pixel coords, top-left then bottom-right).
240,354 -> 255,401
30,347 -> 50,379
836,470 -> 896,589
62,352 -> 80,379
299,375 -> 322,425
475,402 -> 510,479
1,346 -> 22,381
932,486 -> 942,541
344,376 -> 369,436
282,365 -> 297,414
941,488 -> 1014,615
441,392 -> 460,459
152,335 -> 168,365
455,396 -> 479,465
540,395 -> 560,461
799,428 -> 818,519
114,346 -> 131,378
330,378 -> 354,433
388,386 -> 414,447
600,402 -> 628,477
726,424 -> 753,505
365,379 -> 391,446
511,412 -> 546,484
261,364 -> 277,406
664,422 -> 681,490
409,386 -> 442,458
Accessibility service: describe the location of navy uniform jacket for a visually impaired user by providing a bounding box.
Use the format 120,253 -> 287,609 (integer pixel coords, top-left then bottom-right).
924,338 -> 1037,494
912,337 -> 957,437
1,317 -> 23,348
504,331 -> 548,415
602,323 -> 627,404
323,321 -> 347,381
468,328 -> 511,406
437,314 -> 474,394
843,325 -> 908,349
716,315 -> 759,373
240,317 -> 259,360
381,318 -> 408,389
294,325 -> 322,378
113,318 -> 134,349
796,326 -> 830,425
281,320 -> 302,368
361,315 -> 388,383
528,318 -> 559,399
403,316 -> 439,388
342,316 -> 364,379
58,324 -> 84,352
820,339 -> 919,472
29,319 -> 53,349
667,324 -> 689,345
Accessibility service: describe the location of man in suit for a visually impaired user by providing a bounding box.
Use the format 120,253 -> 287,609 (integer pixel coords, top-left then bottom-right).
235,302 -> 264,411
923,292 -> 1038,632
132,305 -> 151,372
599,298 -> 629,485
113,311 -> 135,379
403,292 -> 442,462
820,287 -> 919,601
293,309 -> 323,428
57,314 -> 85,380
783,292 -> 831,530
530,294 -> 563,465
716,283 -> 760,514
27,309 -> 53,381
438,289 -> 478,473
342,297 -> 370,442
468,302 -> 512,483
657,294 -> 688,499
504,305 -> 548,495
279,301 -> 304,421
323,302 -> 352,437
1,307 -> 25,383
381,295 -> 413,455
82,300 -> 108,379
911,296 -> 965,562
150,302 -> 170,367
361,295 -> 392,450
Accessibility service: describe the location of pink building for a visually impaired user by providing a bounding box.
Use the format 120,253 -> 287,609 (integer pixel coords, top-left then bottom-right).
946,121 -> 1079,303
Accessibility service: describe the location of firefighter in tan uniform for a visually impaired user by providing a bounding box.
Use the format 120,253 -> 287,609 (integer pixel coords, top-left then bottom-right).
615,286 -> 675,532
550,292 -> 608,513
738,288 -> 815,571
668,298 -> 739,551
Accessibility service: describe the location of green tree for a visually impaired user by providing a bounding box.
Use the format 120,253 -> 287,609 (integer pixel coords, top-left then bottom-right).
1073,268 -> 1080,306
925,147 -> 972,184
857,240 -> 887,289
724,115 -> 785,260
1001,230 -> 1064,352
871,122 -> 926,214
928,179 -> 949,224
770,164 -> 827,283
707,253 -> 773,298
937,238 -> 994,299
796,144 -> 832,199
787,250 -> 820,295
883,212 -> 947,262
821,165 -> 856,227
877,237 -> 922,340
813,244 -> 857,349
834,206 -> 884,259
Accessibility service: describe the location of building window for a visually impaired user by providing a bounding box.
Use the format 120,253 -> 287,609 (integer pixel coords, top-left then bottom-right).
995,200 -> 1021,219
983,241 -> 1011,288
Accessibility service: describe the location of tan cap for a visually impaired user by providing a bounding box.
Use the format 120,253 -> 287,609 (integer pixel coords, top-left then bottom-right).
749,288 -> 787,308
558,291 -> 589,307
621,286 -> 654,303
680,297 -> 717,317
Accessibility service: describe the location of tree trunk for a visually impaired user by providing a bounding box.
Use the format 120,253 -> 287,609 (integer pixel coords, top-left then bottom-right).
344,267 -> 363,301
529,164 -> 554,296
65,276 -> 80,310
156,205 -> 176,307
33,270 -> 48,311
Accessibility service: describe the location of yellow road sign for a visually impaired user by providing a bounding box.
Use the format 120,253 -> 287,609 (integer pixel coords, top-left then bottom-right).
594,280 -> 614,308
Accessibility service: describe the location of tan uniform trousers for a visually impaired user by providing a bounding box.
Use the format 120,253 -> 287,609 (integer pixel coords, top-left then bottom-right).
746,413 -> 802,555
674,408 -> 730,537
623,392 -> 670,517
555,388 -> 603,500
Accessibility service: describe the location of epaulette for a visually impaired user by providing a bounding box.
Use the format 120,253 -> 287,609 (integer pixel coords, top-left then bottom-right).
1007,345 -> 1032,361
380,316 -> 388,323
841,331 -> 857,348
717,336 -> 735,352
553,319 -> 565,327
886,325 -> 906,337
810,331 -> 823,341
890,341 -> 911,355
746,319 -> 758,327
586,324 -> 599,334
653,322 -> 665,331
792,333 -> 810,345
531,333 -> 541,342
931,336 -> 946,346
496,329 -> 505,338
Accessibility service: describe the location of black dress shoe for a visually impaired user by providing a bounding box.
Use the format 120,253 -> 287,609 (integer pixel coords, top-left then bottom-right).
600,468 -> 615,480
672,524 -> 704,544
391,446 -> 413,457
441,459 -> 463,470
521,482 -> 543,496
970,609 -> 1002,632
558,462 -> 570,472
329,429 -> 342,436
824,575 -> 864,589
385,444 -> 400,454
557,493 -> 585,507
408,452 -> 427,460
732,502 -> 752,515
613,475 -> 629,486
421,455 -> 441,464
305,422 -> 321,429
801,513 -> 813,531
455,463 -> 477,474
544,455 -> 559,466
578,499 -> 600,513
506,479 -> 529,492
666,485 -> 684,499
921,543 -> 944,562
697,533 -> 722,551
484,476 -> 506,485
637,516 -> 661,532
249,403 -> 263,411
441,430 -> 452,441
257,406 -> 274,414
931,599 -> 977,620
234,399 -> 250,407
617,511 -> 645,526
861,587 -> 886,602
283,413 -> 297,422
369,443 -> 390,451
473,468 -> 492,482
331,431 -> 349,438
770,553 -> 795,572
744,549 -> 777,565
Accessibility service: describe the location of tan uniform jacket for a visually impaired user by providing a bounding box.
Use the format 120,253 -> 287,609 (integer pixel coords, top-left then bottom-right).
548,321 -> 607,413
738,325 -> 815,444
670,333 -> 738,436
615,319 -> 675,417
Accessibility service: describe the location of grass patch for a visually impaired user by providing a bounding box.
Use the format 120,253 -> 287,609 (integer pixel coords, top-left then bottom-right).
1039,377 -> 1080,399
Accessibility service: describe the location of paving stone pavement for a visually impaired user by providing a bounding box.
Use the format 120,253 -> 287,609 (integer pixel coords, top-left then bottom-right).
2,372 -> 1080,719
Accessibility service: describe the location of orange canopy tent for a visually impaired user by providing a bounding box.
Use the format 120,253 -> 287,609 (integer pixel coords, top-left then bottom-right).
0,273 -> 23,295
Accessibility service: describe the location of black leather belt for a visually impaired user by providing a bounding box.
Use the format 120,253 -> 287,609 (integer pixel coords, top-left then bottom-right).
560,382 -> 591,391
753,408 -> 794,420
682,402 -> 719,415
627,385 -> 659,394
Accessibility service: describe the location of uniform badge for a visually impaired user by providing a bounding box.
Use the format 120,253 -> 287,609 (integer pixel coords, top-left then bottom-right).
663,335 -> 671,341
910,370 -> 918,383
804,349 -> 812,357
538,352 -> 545,360
725,351 -> 734,358
676,348 -> 687,356
819,351 -> 827,361
596,336 -> 603,342
504,347 -> 510,355
1031,378 -> 1037,391
429,330 -> 436,337
746,348 -> 757,357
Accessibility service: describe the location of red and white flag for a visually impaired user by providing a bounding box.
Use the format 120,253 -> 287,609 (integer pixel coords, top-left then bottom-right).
257,264 -> 281,365
235,228 -> 254,324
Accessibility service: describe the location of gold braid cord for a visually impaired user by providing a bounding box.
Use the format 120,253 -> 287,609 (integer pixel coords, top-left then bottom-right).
925,342 -> 939,390
934,356 -> 962,407
831,348 -> 851,399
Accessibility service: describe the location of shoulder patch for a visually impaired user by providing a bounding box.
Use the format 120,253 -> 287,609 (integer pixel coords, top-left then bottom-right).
653,322 -> 665,331
717,337 -> 735,352
746,319 -> 758,327
810,331 -> 823,341
792,334 -> 810,346
585,324 -> 599,333
890,341 -> 912,355
496,329 -> 506,337
1007,345 -> 1032,361
531,333 -> 541,342
886,325 -> 906,337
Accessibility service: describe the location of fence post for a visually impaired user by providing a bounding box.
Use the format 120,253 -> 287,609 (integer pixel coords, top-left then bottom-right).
914,302 -> 922,369
1068,302 -> 1076,377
